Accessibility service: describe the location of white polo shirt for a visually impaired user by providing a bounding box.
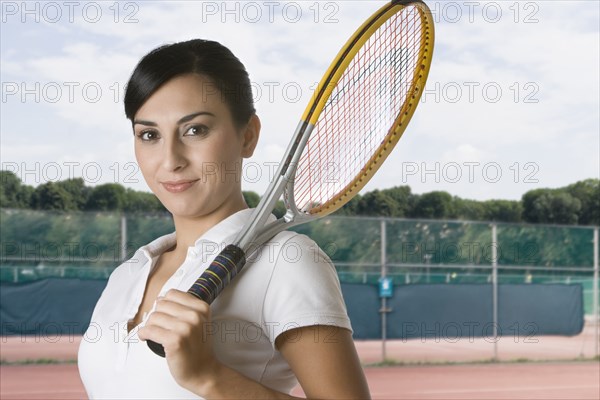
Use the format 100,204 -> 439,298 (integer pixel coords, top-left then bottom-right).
78,209 -> 352,399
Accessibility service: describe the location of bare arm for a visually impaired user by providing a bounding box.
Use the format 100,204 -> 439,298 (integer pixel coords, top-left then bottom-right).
195,325 -> 370,399
277,325 -> 371,399
193,363 -> 296,399
139,291 -> 370,399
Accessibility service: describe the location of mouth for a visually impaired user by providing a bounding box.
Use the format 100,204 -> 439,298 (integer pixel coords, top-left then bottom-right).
161,179 -> 199,193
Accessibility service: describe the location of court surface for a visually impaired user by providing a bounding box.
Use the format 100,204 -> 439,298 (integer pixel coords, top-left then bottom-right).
1,328 -> 599,399
1,362 -> 598,399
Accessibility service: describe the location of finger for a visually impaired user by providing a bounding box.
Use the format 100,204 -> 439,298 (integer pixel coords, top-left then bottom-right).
164,289 -> 210,312
138,323 -> 186,354
145,310 -> 189,330
144,311 -> 198,341
155,297 -> 192,314
154,300 -> 204,326
138,321 -> 171,343
141,311 -> 211,348
156,294 -> 208,315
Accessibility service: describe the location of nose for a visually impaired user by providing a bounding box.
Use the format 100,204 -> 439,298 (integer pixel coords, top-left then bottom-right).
161,135 -> 188,172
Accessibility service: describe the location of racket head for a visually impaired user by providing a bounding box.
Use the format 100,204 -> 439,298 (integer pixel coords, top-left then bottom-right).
286,0 -> 434,217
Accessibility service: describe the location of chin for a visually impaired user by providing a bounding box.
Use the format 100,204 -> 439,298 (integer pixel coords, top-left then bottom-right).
164,201 -> 202,218
164,197 -> 220,220
157,194 -> 193,215
167,207 -> 208,220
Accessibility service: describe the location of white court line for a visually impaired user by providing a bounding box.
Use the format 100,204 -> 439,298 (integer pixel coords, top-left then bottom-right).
0,390 -> 84,395
420,385 -> 600,395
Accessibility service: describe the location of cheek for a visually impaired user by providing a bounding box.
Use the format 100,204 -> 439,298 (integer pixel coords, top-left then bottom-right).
193,139 -> 243,185
134,146 -> 158,182
218,132 -> 245,160
133,146 -> 146,170
196,134 -> 243,164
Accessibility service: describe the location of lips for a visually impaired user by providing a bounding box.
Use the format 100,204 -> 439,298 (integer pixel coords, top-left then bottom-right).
161,179 -> 199,193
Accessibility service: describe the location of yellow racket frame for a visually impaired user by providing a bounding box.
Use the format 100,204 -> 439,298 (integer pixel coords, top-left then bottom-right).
299,0 -> 435,216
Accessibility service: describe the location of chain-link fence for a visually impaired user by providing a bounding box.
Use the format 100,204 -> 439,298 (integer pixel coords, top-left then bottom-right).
1,209 -> 598,312
1,208 -> 598,360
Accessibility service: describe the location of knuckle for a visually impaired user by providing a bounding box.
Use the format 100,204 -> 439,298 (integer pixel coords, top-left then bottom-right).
166,337 -> 180,352
181,324 -> 192,337
189,312 -> 201,326
149,311 -> 161,320
145,313 -> 156,324
197,301 -> 210,314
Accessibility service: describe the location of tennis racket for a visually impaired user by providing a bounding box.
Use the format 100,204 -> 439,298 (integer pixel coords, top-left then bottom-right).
148,0 -> 434,357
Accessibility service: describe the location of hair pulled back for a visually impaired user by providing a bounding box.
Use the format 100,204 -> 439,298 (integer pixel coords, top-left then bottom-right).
124,39 -> 255,127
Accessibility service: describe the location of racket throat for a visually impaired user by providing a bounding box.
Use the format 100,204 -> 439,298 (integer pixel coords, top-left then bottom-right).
234,121 -> 313,251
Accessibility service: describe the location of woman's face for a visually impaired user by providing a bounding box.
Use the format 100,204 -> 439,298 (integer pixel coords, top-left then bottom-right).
132,73 -> 258,219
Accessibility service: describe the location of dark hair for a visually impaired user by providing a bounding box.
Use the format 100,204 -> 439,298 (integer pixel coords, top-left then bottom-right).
124,39 -> 255,127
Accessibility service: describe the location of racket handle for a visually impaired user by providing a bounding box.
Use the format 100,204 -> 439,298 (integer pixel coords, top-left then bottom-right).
147,244 -> 247,357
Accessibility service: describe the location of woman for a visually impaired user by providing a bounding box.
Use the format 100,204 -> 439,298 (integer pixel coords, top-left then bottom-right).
78,39 -> 370,399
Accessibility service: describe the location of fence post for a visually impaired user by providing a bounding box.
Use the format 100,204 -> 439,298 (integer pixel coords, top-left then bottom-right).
120,214 -> 127,262
380,218 -> 387,362
593,227 -> 599,358
492,223 -> 498,361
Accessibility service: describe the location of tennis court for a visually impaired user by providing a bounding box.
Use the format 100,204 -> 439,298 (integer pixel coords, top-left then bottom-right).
2,212 -> 599,398
1,326 -> 599,399
1,362 -> 599,399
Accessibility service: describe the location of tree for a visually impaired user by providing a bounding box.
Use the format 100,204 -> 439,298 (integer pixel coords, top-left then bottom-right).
56,178 -> 90,210
31,182 -> 77,210
450,197 -> 485,220
411,191 -> 452,219
565,179 -> 600,225
356,190 -> 400,216
243,191 -> 260,208
522,189 -> 549,223
335,195 -> 361,216
85,183 -> 126,211
1,168 -> 597,226
273,200 -> 286,218
16,185 -> 34,208
0,171 -> 33,208
123,188 -> 165,212
483,199 -> 522,222
522,189 -> 581,224
383,186 -> 414,217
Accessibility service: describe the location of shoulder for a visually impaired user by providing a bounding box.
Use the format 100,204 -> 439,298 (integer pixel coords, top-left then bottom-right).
240,231 -> 335,289
258,231 -> 333,270
257,231 -> 352,342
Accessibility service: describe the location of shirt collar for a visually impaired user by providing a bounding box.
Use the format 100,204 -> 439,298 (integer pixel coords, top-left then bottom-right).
200,208 -> 259,245
140,232 -> 176,260
137,208 -> 272,260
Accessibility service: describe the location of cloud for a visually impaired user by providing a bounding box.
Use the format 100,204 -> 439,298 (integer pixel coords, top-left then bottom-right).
1,0 -> 598,201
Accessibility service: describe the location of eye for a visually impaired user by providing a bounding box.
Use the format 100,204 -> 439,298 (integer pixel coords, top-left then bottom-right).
183,125 -> 209,137
136,130 -> 159,141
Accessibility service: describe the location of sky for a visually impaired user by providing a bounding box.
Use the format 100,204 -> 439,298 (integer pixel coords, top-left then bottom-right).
1,0 -> 599,201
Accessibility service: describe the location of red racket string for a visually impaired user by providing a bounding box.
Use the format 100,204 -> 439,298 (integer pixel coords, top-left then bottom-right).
294,10 -> 420,210
323,8 -> 422,196
315,10 -> 420,176
293,6 -> 423,212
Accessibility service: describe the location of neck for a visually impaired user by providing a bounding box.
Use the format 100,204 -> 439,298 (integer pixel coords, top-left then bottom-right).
170,197 -> 248,255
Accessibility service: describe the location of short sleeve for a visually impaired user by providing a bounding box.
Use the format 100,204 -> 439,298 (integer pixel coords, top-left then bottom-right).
261,233 -> 352,344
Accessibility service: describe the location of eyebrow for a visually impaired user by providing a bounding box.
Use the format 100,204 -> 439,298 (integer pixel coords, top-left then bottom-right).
133,111 -> 215,127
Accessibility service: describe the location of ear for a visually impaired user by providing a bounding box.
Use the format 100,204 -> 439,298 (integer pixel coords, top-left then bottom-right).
240,114 -> 261,158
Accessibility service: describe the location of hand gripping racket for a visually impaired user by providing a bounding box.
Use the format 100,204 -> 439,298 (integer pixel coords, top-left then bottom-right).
148,0 -> 434,357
